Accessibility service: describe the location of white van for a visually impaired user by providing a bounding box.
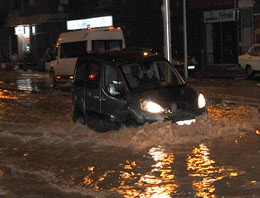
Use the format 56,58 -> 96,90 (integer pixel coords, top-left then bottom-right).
48,27 -> 125,87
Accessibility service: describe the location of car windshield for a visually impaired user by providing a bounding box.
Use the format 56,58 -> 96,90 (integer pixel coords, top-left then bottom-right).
120,60 -> 184,91
249,46 -> 260,56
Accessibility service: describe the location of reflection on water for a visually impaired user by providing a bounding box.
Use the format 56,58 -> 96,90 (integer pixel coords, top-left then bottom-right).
63,143 -> 255,198
83,166 -> 95,186
0,102 -> 3,120
116,147 -> 177,197
0,89 -> 18,100
187,143 -> 239,198
83,166 -> 117,191
16,79 -> 39,92
0,89 -> 18,121
208,105 -> 254,121
0,72 -> 51,92
81,147 -> 178,197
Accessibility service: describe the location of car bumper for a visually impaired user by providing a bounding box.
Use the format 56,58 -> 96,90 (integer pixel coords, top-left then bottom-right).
142,109 -> 206,125
55,75 -> 74,83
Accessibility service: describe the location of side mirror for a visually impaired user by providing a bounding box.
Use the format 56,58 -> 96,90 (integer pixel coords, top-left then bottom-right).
107,83 -> 120,96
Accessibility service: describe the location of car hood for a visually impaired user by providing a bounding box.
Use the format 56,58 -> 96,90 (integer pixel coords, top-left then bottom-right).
129,84 -> 198,112
238,54 -> 248,58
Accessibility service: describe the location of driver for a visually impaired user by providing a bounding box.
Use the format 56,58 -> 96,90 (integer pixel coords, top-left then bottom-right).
139,67 -> 159,88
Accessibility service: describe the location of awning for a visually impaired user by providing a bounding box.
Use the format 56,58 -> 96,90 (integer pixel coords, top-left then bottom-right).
6,13 -> 69,27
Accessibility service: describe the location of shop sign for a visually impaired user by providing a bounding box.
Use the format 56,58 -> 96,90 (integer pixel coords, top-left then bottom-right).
15,25 -> 35,36
204,9 -> 236,23
67,16 -> 113,30
7,14 -> 48,27
15,26 -> 24,35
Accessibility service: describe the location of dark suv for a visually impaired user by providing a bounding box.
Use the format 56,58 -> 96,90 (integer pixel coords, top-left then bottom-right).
72,49 -> 207,132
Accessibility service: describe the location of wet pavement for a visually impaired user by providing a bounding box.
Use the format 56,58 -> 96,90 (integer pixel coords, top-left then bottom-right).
0,70 -> 260,197
1,133 -> 260,198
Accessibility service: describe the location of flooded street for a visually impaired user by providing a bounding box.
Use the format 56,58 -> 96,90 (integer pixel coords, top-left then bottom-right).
0,71 -> 260,197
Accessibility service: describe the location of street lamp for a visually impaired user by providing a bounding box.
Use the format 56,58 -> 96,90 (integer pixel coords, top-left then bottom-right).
162,0 -> 172,63
162,0 -> 188,79
183,0 -> 188,79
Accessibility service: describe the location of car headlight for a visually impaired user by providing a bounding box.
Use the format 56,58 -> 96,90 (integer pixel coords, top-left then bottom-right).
141,100 -> 164,113
188,65 -> 195,70
198,93 -> 206,109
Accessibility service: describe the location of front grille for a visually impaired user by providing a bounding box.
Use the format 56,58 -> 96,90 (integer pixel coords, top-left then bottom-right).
165,111 -> 200,122
171,103 -> 188,113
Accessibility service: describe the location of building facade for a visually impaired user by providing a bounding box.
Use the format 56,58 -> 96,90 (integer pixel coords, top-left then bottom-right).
1,0 -> 259,68
0,0 -> 11,62
187,0 -> 256,65
5,0 -> 69,63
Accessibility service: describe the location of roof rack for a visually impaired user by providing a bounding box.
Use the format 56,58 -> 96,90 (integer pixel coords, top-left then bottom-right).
123,47 -> 159,54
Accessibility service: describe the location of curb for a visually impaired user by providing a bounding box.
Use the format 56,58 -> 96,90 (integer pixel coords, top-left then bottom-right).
198,64 -> 246,78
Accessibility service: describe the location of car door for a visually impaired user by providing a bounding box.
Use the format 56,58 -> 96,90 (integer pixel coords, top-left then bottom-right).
73,61 -> 86,112
101,64 -> 125,122
58,41 -> 87,76
249,46 -> 260,71
253,46 -> 260,71
84,59 -> 101,115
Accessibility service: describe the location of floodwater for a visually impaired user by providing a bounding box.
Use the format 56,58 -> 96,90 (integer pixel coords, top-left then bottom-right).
0,71 -> 260,197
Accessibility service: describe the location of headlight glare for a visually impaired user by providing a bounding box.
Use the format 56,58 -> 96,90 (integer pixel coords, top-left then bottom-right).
198,93 -> 206,108
142,101 -> 164,113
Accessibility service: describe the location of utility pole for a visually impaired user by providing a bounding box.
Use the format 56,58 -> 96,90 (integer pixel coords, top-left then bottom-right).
183,0 -> 188,79
162,0 -> 172,63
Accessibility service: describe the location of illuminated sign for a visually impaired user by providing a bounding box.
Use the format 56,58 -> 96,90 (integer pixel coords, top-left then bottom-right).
15,26 -> 24,35
67,16 -> 113,30
32,26 -> 35,34
204,9 -> 236,23
15,25 -> 35,36
24,26 -> 30,37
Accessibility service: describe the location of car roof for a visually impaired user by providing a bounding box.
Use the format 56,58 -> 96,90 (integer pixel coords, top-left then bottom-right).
77,49 -> 167,66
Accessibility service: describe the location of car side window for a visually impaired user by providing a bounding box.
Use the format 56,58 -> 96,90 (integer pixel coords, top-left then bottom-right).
255,47 -> 260,56
85,61 -> 100,89
104,65 -> 123,92
74,63 -> 86,87
92,40 -> 122,51
60,41 -> 87,58
250,47 -> 260,56
92,41 -> 105,51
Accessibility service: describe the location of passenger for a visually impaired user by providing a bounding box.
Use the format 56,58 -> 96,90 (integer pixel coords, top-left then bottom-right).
139,67 -> 160,88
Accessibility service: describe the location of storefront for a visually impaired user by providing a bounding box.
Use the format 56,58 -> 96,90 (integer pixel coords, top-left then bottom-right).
14,25 -> 33,59
204,9 -> 238,64
6,14 -> 68,66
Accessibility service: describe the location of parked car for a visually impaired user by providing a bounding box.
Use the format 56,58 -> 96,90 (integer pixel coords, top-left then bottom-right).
72,49 -> 207,132
48,26 -> 125,87
153,48 -> 200,78
171,51 -> 200,78
238,43 -> 260,79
